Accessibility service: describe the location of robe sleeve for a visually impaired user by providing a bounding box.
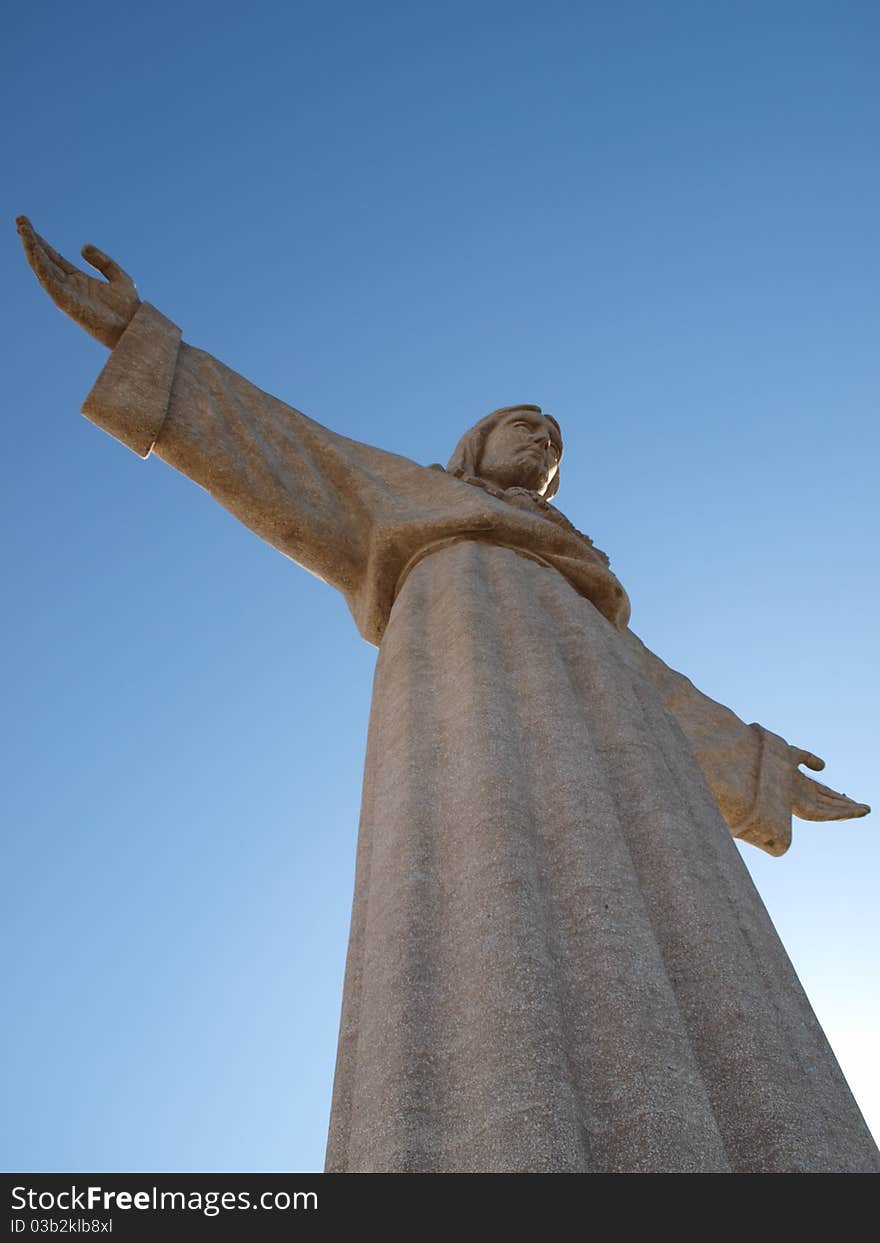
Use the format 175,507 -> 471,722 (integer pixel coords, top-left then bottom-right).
80,301 -> 432,622
623,631 -> 795,856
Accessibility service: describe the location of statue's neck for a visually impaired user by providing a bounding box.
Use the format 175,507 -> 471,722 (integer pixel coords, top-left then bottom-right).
451,472 -> 611,568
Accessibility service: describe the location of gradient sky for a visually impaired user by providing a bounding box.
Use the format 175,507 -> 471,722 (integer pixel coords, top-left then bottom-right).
2,1 -> 878,1171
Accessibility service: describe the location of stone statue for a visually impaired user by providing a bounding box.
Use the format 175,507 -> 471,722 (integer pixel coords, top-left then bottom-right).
17,216 -> 878,1173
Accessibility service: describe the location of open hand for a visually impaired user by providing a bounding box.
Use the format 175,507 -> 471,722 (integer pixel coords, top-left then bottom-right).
790,747 -> 870,821
16,216 -> 140,349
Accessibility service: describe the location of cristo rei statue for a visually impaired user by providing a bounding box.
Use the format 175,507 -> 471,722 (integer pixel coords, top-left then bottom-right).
17,216 -> 878,1173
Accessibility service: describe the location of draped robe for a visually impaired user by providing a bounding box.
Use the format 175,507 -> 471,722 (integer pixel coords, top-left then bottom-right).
79,303 -> 880,1173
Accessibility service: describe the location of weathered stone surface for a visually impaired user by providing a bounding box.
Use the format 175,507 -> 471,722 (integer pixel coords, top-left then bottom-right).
326,542 -> 876,1171
17,217 -> 878,1172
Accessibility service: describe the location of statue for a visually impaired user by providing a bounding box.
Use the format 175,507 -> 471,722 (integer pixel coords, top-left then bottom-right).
16,216 -> 878,1173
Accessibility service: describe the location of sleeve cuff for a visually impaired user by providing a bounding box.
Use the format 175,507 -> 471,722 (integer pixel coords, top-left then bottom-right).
731,725 -> 793,857
81,302 -> 182,459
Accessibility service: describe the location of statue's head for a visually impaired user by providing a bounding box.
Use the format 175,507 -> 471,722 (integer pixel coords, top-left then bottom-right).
447,405 -> 563,499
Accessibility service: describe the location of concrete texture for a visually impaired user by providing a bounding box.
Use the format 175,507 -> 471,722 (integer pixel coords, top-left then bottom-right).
326,541 -> 877,1171
17,218 -> 878,1172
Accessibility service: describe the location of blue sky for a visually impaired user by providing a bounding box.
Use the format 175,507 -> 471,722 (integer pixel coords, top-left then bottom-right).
2,1 -> 878,1170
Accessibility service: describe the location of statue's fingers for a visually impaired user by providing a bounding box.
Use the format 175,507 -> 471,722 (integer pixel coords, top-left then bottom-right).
16,215 -> 42,267
794,748 -> 825,771
813,787 -> 870,817
81,243 -> 135,292
39,234 -> 81,276
814,788 -> 848,807
819,799 -> 870,821
15,214 -> 36,239
808,778 -> 850,801
18,221 -> 67,296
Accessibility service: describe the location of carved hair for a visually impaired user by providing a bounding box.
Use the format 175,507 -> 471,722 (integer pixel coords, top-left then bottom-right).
446,405 -> 563,500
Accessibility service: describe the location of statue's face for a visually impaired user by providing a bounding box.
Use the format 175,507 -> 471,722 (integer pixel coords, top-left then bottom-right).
479,410 -> 561,495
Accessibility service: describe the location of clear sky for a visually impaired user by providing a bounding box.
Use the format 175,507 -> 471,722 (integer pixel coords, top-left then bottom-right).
2,1 -> 878,1171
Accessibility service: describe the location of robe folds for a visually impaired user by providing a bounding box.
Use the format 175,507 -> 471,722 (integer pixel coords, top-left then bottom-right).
81,302 -> 880,1173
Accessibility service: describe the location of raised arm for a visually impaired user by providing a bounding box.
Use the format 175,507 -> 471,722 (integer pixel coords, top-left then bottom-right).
624,630 -> 870,856
16,217 -> 431,629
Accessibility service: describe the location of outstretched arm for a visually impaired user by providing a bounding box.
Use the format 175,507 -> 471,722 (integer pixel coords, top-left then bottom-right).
624,631 -> 869,856
16,218 -> 433,637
